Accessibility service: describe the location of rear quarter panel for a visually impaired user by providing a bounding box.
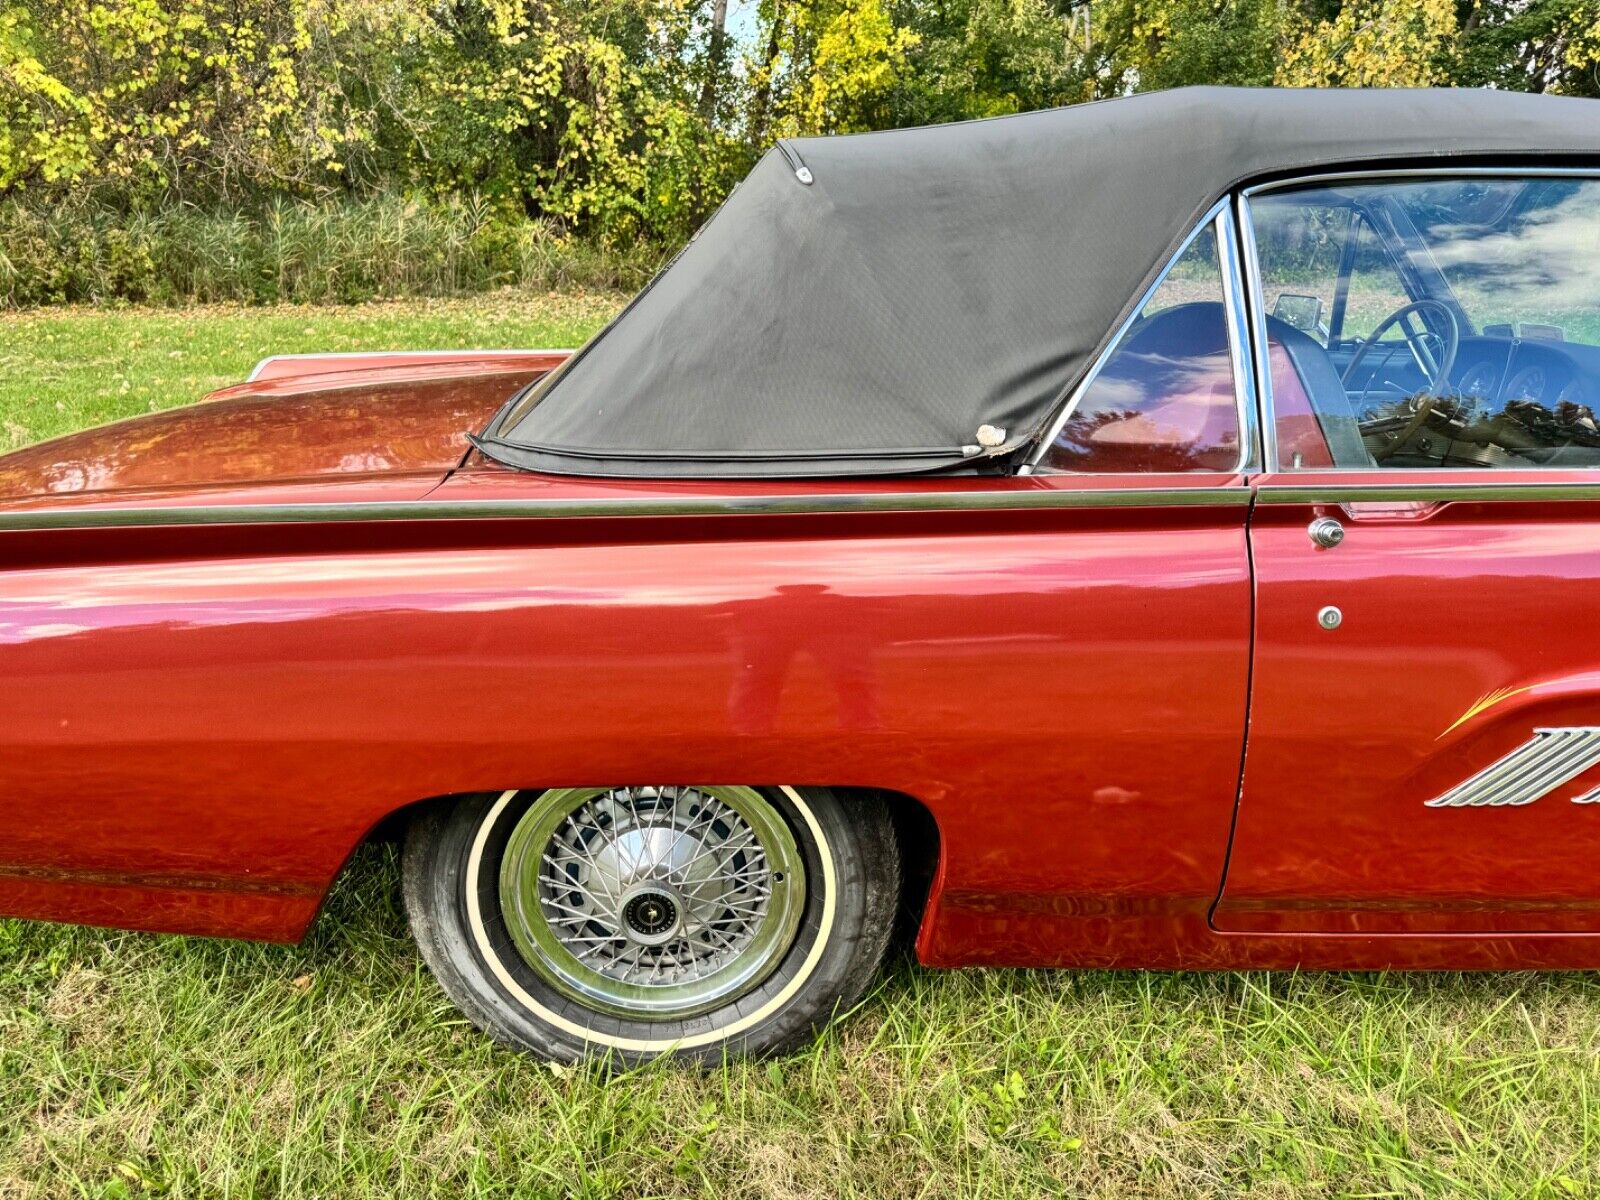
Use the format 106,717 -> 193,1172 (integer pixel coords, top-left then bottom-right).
0,473 -> 1253,962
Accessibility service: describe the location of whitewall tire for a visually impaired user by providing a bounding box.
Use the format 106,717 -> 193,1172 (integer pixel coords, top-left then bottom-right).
402,785 -> 899,1064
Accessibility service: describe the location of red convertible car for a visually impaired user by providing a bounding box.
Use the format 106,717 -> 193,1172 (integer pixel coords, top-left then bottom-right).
6,88 -> 1600,1062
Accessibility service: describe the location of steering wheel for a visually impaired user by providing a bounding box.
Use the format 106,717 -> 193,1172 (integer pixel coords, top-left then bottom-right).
1341,299 -> 1461,462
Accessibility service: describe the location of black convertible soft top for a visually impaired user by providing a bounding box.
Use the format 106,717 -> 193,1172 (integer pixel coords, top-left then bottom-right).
479,86 -> 1600,479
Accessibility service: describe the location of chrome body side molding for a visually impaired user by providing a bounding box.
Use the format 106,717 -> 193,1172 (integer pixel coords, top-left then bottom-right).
1427,728 -> 1600,808
0,486 -> 1249,532
1257,484 -> 1600,506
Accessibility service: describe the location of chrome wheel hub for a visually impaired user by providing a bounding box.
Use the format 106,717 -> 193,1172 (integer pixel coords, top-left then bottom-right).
498,786 -> 806,1020
621,886 -> 681,945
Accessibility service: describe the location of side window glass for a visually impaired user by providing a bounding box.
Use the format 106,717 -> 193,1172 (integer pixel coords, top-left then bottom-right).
1040,225 -> 1242,473
1250,177 -> 1600,471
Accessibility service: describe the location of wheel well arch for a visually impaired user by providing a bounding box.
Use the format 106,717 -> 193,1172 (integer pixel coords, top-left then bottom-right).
337,784 -> 942,943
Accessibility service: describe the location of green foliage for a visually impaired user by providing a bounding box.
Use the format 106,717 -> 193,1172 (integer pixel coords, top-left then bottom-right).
1,0 -> 1596,305
1098,0 -> 1286,92
888,0 -> 1098,122
1277,0 -> 1460,87
0,0 -> 740,248
0,0 -> 388,198
751,0 -> 923,136
1449,0 -> 1600,96
0,193 -> 656,307
399,0 -> 748,248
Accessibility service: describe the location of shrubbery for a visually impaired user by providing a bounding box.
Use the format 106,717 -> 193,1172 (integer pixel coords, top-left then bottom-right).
1,0 -> 1596,307
0,194 -> 656,306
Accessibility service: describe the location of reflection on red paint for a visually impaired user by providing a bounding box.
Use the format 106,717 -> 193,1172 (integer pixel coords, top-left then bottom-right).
1216,469 -> 1600,938
0,468 -> 1255,963
6,447 -> 1600,973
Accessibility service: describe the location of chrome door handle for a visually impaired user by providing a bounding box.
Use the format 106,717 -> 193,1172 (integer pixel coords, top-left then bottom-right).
1308,517 -> 1345,549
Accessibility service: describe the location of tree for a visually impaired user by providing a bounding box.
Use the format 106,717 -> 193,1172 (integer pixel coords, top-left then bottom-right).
886,0 -> 1098,124
749,0 -> 922,137
1277,0 -> 1459,86
5,0 -> 1597,262
699,0 -> 732,116
0,0 -> 391,201
1451,0 -> 1600,96
1097,0 -> 1286,92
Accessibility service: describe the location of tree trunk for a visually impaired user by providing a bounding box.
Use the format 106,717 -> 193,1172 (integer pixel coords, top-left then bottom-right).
699,0 -> 731,117
751,0 -> 785,142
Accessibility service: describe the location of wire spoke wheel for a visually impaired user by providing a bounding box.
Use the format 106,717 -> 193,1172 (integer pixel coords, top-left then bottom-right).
405,785 -> 899,1061
498,786 -> 807,1019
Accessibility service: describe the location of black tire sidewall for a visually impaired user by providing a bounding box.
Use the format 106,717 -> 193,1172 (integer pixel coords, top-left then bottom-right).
402,786 -> 897,1065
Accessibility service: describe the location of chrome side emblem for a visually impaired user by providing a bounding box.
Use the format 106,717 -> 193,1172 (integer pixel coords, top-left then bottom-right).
1426,727 -> 1600,808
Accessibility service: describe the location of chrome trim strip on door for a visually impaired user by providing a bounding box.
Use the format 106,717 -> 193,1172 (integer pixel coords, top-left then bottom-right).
1257,483 -> 1600,505
0,487 -> 1251,532
1027,199 -> 1252,471
1427,728 -> 1600,808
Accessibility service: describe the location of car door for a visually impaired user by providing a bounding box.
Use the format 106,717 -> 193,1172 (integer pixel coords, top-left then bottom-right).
1216,170 -> 1600,934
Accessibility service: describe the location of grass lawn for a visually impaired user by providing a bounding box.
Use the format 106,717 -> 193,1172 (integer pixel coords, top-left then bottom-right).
0,292 -> 624,448
4,296 -> 1600,1198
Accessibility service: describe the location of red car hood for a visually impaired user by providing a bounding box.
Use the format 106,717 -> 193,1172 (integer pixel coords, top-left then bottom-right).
0,357 -> 561,501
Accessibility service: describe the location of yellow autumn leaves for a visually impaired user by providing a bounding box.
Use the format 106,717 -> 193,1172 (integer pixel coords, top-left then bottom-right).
1278,0 -> 1460,87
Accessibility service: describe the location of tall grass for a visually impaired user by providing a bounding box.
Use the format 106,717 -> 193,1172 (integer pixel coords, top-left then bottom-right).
0,194 -> 660,308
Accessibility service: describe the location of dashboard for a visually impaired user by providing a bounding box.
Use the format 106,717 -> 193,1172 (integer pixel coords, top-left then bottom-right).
1353,334 -> 1600,468
1454,337 -> 1600,412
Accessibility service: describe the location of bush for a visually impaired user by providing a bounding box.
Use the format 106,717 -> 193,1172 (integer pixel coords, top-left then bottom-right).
0,194 -> 659,308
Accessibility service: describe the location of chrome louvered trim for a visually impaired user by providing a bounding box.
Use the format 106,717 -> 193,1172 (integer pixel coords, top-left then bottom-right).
1572,785 -> 1600,805
1426,727 -> 1600,808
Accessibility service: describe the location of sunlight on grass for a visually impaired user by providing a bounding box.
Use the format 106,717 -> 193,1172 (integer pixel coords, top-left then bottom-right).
0,292 -> 624,448
5,850 -> 1600,1197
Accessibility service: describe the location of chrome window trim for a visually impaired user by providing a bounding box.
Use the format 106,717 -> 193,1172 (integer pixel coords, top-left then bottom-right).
1257,482 -> 1600,505
1243,165 -> 1600,199
1216,204 -> 1262,473
1240,166 -> 1600,476
1233,192 -> 1277,473
0,487 -> 1251,532
1027,198 -> 1255,474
